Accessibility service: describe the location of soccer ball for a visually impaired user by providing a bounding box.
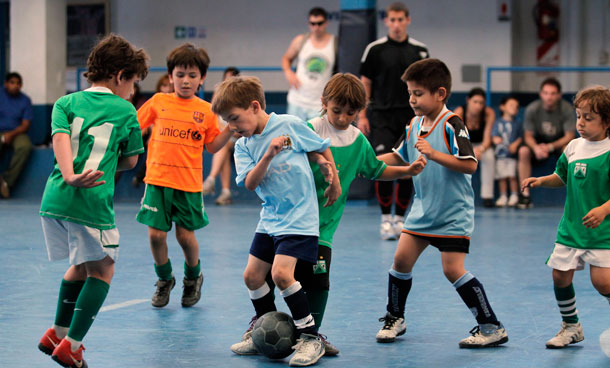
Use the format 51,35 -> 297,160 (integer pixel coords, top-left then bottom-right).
251,311 -> 297,359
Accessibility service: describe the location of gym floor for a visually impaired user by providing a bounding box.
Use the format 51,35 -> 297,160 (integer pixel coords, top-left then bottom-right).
2,199 -> 609,367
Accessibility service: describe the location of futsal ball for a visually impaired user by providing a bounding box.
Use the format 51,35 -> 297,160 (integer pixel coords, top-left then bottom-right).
600,328 -> 610,357
251,311 -> 297,359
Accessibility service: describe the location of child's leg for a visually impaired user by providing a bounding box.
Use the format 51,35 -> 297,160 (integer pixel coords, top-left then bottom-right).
175,225 -> 200,275
552,268 -> 578,323
149,226 -> 173,280
590,265 -> 610,303
52,265 -> 87,339
219,148 -> 232,192
509,176 -> 519,194
244,254 -> 276,317
295,245 -> 331,329
498,178 -> 507,196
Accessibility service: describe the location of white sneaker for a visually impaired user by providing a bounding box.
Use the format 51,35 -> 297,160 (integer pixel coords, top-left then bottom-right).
393,215 -> 404,238
289,333 -> 324,367
215,189 -> 233,205
202,176 -> 215,195
230,336 -> 258,355
376,312 -> 406,343
495,195 -> 508,207
507,193 -> 519,207
380,221 -> 397,241
545,322 -> 584,348
459,323 -> 508,348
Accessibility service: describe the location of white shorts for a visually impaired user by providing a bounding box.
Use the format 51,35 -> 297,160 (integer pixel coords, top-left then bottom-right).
546,243 -> 610,271
41,217 -> 119,265
495,158 -> 517,179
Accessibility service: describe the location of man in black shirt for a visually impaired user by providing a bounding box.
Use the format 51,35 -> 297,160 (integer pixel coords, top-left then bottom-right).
358,2 -> 429,240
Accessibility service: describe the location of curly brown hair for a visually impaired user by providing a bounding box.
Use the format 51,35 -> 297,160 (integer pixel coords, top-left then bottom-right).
84,33 -> 149,83
574,85 -> 610,136
166,43 -> 210,77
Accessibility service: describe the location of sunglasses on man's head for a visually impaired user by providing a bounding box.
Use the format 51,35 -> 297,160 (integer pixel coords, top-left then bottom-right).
309,20 -> 326,26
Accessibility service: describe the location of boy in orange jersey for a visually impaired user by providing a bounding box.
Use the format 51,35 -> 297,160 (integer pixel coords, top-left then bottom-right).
136,44 -> 232,308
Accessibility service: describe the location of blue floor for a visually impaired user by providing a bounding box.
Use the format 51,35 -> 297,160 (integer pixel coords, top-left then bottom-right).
2,199 -> 609,367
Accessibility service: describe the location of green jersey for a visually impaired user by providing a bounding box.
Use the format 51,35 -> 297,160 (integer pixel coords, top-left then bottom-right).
308,116 -> 386,248
40,87 -> 144,229
555,137 -> 610,249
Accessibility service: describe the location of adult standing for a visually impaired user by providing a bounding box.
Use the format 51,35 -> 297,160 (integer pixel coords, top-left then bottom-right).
518,77 -> 575,209
282,7 -> 337,121
358,2 -> 429,240
0,72 -> 33,198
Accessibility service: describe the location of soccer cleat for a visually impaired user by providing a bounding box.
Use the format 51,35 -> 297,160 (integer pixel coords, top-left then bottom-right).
517,195 -> 532,209
51,339 -> 88,368
507,193 -> 519,207
495,195 -> 508,207
376,312 -> 406,343
241,315 -> 259,341
202,176 -> 215,195
289,333 -> 325,367
151,277 -> 176,308
215,189 -> 233,205
545,322 -> 584,349
38,328 -> 62,355
230,335 -> 258,355
380,220 -> 397,241
318,333 -> 339,356
458,323 -> 508,348
181,274 -> 204,307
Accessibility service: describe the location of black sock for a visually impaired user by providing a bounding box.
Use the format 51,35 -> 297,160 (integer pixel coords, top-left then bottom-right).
395,178 -> 413,217
454,272 -> 499,326
281,282 -> 316,335
249,283 -> 277,318
387,270 -> 412,318
376,181 -> 394,215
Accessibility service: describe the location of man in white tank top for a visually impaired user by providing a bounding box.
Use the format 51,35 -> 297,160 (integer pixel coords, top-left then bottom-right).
282,7 -> 336,121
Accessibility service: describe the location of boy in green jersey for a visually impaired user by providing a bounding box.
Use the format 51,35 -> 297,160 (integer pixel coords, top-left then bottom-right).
522,85 -> 610,349
38,34 -> 149,368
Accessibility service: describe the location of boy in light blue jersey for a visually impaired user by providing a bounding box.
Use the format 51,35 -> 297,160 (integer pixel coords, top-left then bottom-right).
212,76 -> 340,367
375,59 -> 508,348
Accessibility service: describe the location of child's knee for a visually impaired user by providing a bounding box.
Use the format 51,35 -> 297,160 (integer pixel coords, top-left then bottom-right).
518,146 -> 530,160
175,229 -> 196,248
271,268 -> 292,290
243,269 -> 265,290
592,275 -> 610,294
442,264 -> 465,283
149,228 -> 167,247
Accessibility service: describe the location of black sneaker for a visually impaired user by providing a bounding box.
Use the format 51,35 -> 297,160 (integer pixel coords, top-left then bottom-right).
181,274 -> 203,307
152,277 -> 175,307
482,198 -> 495,208
517,195 -> 532,209
241,315 -> 259,341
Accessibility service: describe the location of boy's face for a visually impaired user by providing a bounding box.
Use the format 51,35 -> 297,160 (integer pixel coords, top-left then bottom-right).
406,80 -> 444,117
221,102 -> 260,137
576,103 -> 608,142
384,10 -> 410,41
323,100 -> 360,130
115,75 -> 139,100
501,98 -> 519,118
540,84 -> 561,111
4,77 -> 22,96
170,65 -> 204,99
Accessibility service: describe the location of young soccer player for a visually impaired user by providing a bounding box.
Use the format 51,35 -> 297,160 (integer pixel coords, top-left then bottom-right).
521,85 -> 610,348
136,44 -> 232,308
212,76 -> 340,366
492,95 -> 523,207
375,58 -> 508,347
37,34 -> 149,367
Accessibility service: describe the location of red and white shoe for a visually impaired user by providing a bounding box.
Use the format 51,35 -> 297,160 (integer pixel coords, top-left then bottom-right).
52,339 -> 88,368
38,328 -> 62,355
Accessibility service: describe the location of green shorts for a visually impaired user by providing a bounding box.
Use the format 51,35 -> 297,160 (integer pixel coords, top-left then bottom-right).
136,184 -> 209,232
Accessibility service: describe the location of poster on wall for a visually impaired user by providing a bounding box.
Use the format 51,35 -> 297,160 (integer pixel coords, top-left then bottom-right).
534,0 -> 560,67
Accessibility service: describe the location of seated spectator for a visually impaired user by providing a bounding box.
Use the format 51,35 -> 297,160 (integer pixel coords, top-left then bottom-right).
0,72 -> 33,198
518,77 -> 575,209
492,95 -> 523,207
202,67 -> 241,205
454,87 -> 496,207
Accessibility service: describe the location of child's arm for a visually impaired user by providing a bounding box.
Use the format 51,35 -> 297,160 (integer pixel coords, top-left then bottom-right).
508,137 -> 523,155
317,147 -> 341,207
521,173 -> 564,192
53,133 -> 105,187
116,155 -> 139,172
307,152 -> 333,184
377,152 -> 408,166
415,137 -> 477,174
206,125 -> 233,154
243,136 -> 285,191
377,155 -> 427,180
583,199 -> 610,229
492,136 -> 502,145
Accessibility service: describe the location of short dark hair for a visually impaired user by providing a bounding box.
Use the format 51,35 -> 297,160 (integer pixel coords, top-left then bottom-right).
467,87 -> 486,100
223,67 -> 240,78
401,58 -> 452,102
167,43 -> 210,77
84,33 -> 149,83
309,7 -> 328,20
500,94 -> 519,106
540,77 -> 561,93
5,72 -> 22,84
386,2 -> 409,17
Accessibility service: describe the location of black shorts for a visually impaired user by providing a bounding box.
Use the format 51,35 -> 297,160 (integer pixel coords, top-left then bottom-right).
249,233 -> 319,264
407,232 -> 470,253
368,108 -> 413,154
294,244 -> 332,291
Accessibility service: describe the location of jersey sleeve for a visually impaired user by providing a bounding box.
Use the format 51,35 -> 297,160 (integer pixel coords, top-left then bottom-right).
357,135 -> 387,179
359,44 -> 375,79
391,132 -> 409,163
22,95 -> 33,121
289,120 -> 330,153
136,94 -> 158,130
523,103 -> 536,133
491,120 -> 501,138
120,113 -> 145,157
234,139 -> 255,187
50,98 -> 71,136
445,116 -> 476,161
554,151 -> 568,184
203,112 -> 221,145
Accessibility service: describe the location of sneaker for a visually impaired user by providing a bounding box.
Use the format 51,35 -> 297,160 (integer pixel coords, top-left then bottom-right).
151,277 -> 176,308
458,323 -> 508,348
376,312 -> 406,343
241,315 -> 258,341
392,215 -> 404,238
482,198 -> 495,208
380,220 -> 397,241
507,193 -> 519,207
517,195 -> 532,209
215,189 -> 233,205
545,322 -> 584,348
495,195 -> 508,207
289,333 -> 325,367
318,333 -> 339,356
181,274 -> 203,307
0,175 -> 9,199
230,335 -> 258,355
51,339 -> 88,368
38,328 -> 62,355
202,176 -> 215,196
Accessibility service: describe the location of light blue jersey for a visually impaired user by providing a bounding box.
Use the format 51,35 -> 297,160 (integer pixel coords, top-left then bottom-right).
234,113 -> 330,236
394,107 -> 477,238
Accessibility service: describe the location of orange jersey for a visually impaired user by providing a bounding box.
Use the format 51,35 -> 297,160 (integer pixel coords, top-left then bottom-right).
138,93 -> 220,192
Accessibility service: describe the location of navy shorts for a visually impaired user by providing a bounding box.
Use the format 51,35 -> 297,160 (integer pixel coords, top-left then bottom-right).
250,233 -> 319,264
408,232 -> 470,253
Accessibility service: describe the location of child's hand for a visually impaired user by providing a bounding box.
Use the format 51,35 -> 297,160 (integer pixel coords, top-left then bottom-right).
415,137 -> 435,159
406,155 -> 427,176
520,177 -> 539,192
323,181 -> 341,207
317,157 -> 334,185
583,207 -> 608,229
64,169 -> 105,188
265,136 -> 286,158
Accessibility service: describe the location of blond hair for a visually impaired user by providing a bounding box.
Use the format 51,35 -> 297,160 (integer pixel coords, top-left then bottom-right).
212,76 -> 266,116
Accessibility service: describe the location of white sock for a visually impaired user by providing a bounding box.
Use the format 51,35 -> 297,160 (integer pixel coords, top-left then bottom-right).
381,214 -> 392,222
52,325 -> 68,339
65,336 -> 81,351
